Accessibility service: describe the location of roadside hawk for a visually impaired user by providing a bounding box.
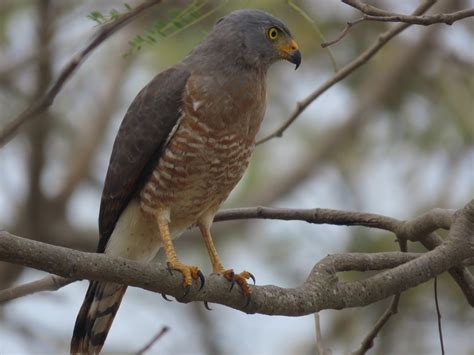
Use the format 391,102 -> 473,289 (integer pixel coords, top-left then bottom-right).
71,9 -> 301,353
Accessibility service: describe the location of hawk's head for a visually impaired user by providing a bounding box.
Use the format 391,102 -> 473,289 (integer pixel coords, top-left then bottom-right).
192,9 -> 301,71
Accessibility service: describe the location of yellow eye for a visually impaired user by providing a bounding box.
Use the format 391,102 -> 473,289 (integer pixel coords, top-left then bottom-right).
267,27 -> 279,40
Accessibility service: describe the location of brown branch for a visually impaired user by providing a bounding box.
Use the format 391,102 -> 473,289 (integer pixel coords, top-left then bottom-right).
214,206 -> 454,241
256,0 -> 436,144
0,0 -> 162,148
321,18 -> 365,48
352,238 -> 407,354
0,200 -> 472,315
353,294 -> 400,355
0,274 -> 73,303
215,206 -> 474,305
324,1 -> 474,47
343,0 -> 474,25
434,277 -> 445,355
314,313 -> 330,355
135,326 -> 169,355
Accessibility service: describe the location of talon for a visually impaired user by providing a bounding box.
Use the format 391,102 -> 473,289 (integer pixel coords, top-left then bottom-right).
161,293 -> 173,302
229,278 -> 235,292
166,266 -> 173,276
197,270 -> 205,290
244,294 -> 251,308
248,272 -> 256,285
204,301 -> 212,311
183,285 -> 191,297
166,261 -> 202,291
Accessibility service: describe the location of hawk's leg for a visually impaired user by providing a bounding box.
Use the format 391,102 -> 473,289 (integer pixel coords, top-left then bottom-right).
157,220 -> 204,292
198,224 -> 254,299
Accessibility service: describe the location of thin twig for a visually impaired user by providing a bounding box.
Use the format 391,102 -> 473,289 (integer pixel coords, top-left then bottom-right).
214,206 -> 454,241
314,313 -> 329,355
434,277 -> 445,355
257,0 -> 437,144
343,0 -> 474,25
0,275 -> 73,303
288,0 -> 338,71
352,238 -> 407,354
135,326 -> 170,354
0,0 -> 162,147
353,295 -> 400,355
321,18 -> 365,48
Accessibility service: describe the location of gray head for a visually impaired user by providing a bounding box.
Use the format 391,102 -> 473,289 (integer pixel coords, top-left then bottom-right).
185,9 -> 301,72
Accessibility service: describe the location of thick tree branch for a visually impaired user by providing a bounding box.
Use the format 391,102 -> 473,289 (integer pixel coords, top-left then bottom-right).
0,201 -> 472,314
256,0 -> 436,144
215,206 -> 474,305
0,0 -> 162,147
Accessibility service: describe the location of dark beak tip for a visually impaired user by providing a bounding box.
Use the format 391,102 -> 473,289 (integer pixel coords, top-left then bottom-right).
289,50 -> 302,70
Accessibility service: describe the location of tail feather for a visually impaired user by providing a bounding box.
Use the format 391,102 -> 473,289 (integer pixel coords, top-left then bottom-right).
70,281 -> 127,354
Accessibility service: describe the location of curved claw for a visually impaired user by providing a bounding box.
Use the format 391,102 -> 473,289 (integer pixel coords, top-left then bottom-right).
229,278 -> 235,292
197,270 -> 205,290
248,272 -> 256,285
161,293 -> 173,302
204,301 -> 212,311
183,285 -> 191,297
243,294 -> 251,308
166,266 -> 174,276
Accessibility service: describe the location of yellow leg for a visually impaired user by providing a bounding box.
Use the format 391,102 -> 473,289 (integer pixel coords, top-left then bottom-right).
199,224 -> 225,273
199,224 -> 254,297
158,221 -> 202,289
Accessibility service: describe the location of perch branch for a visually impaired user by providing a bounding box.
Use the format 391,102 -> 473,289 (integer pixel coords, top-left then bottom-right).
0,200 -> 472,314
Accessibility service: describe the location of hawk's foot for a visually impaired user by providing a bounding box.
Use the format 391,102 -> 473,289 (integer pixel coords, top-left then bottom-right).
166,261 -> 205,295
221,269 -> 255,307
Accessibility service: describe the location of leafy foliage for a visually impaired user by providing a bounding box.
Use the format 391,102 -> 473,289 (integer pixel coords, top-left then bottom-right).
87,1 -> 229,58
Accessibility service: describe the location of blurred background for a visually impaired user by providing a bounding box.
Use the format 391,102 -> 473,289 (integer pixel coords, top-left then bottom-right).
0,0 -> 473,353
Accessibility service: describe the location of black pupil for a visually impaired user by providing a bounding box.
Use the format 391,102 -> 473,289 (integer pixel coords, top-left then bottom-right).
271,29 -> 277,37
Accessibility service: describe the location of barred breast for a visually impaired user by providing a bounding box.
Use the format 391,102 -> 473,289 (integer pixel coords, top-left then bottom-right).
139,73 -> 265,232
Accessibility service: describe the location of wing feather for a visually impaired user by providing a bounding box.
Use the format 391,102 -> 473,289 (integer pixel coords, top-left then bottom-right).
97,67 -> 190,252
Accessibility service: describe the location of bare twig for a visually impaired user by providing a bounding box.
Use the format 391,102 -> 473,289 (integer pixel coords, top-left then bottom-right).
321,18 -> 365,48
0,275 -> 73,303
353,294 -> 400,355
257,0 -> 436,144
314,313 -> 330,355
135,326 -> 170,355
0,0 -> 162,147
352,238 -> 407,354
214,206 -> 454,241
434,277 -> 445,355
343,0 -> 474,25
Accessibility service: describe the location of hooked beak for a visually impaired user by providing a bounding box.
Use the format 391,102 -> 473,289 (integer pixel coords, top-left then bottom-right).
288,48 -> 301,70
278,38 -> 302,70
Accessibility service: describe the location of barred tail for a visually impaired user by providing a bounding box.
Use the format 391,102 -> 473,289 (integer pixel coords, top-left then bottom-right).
70,281 -> 127,354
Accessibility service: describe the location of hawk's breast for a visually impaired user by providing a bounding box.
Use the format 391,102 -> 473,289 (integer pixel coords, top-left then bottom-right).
139,72 -> 266,228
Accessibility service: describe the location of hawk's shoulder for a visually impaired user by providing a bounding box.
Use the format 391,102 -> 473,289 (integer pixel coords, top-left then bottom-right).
97,66 -> 191,253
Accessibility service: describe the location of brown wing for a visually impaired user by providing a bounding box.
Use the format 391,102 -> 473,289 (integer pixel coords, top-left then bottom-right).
97,67 -> 190,253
